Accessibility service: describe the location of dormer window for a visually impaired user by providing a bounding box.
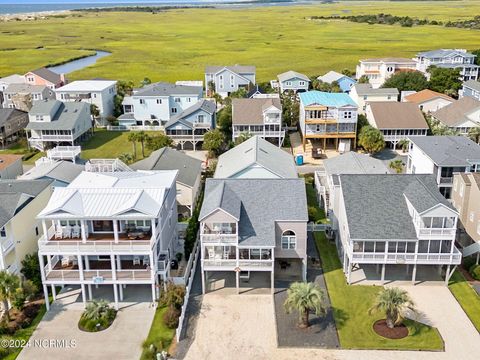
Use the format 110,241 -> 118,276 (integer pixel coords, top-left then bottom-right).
35,115 -> 44,122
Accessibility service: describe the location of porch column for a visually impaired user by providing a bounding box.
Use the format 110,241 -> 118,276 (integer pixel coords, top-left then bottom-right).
116,255 -> 121,270
271,270 -> 274,295
476,252 -> 479,265
119,284 -> 124,301
343,252 -> 348,273
110,255 -> 117,281
47,255 -> 52,272
236,270 -> 240,295
38,253 -> 47,283
151,220 -> 157,241
42,220 -> 48,241
201,268 -> 206,295
302,257 -> 307,282
88,284 -> 93,300
43,284 -> 50,311
347,260 -> 352,285
80,284 -> 87,306
113,220 -> 119,243
381,264 -> 386,285
85,256 -> 90,270
151,283 -> 156,303
80,220 -> 87,243
51,285 -> 56,301
113,284 -> 119,310
445,265 -> 451,286
411,264 -> 417,285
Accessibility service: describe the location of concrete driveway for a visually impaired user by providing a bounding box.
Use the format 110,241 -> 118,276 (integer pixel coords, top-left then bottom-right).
18,285 -> 155,360
183,285 -> 480,360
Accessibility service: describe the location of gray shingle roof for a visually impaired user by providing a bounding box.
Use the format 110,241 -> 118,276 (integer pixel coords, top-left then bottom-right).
231,98 -> 281,125
339,174 -> 454,240
432,96 -> 480,127
164,99 -> 216,129
130,148 -> 202,187
205,65 -> 256,75
0,108 -> 27,127
368,102 -> 429,130
214,136 -> 297,179
408,135 -> 480,166
199,178 -> 308,246
4,83 -> 48,94
353,83 -> 399,96
30,67 -> 62,84
277,70 -> 310,83
323,152 -> 389,175
0,179 -> 52,228
134,82 -> 202,97
26,100 -> 90,131
21,161 -> 84,184
417,49 -> 475,59
463,80 -> 480,92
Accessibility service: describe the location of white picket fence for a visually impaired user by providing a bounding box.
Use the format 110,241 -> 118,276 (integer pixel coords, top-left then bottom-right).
307,222 -> 329,232
175,237 -> 200,342
106,125 -> 164,131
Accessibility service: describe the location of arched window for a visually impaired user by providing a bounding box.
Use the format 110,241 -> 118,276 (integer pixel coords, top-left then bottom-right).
281,230 -> 296,250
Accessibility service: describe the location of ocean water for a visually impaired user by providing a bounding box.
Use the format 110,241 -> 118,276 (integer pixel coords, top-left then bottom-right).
0,1 -> 302,14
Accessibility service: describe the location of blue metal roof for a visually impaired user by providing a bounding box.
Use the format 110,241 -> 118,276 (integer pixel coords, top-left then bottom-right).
299,91 -> 356,108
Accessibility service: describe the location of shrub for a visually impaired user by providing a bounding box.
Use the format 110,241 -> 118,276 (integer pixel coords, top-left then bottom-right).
463,256 -> 477,271
469,264 -> 480,280
308,206 -> 319,222
158,282 -> 185,310
21,253 -> 42,290
163,307 -> 180,329
78,299 -> 116,332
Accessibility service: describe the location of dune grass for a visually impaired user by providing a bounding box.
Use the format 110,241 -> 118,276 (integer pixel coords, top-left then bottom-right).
448,270 -> 480,333
0,2 -> 480,83
314,232 -> 444,350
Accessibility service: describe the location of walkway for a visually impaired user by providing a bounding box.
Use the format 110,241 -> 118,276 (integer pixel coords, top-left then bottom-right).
17,285 -> 155,360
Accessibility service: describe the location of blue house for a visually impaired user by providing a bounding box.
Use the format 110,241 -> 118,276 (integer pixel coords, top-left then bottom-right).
462,80 -> 480,101
317,71 -> 356,93
164,99 -> 216,150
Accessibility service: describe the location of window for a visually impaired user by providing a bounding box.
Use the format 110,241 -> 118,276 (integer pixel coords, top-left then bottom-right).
187,97 -> 191,102
197,114 -> 205,123
171,108 -> 177,114
281,230 -> 296,250
174,98 -> 181,103
343,111 -> 352,119
156,99 -> 162,104
363,95 -> 368,100
140,99 -> 145,105
285,81 -> 292,86
299,81 -> 305,86
0,227 -> 6,238
470,212 -> 475,222
93,93 -> 97,98
35,227 -> 39,236
35,115 -> 43,122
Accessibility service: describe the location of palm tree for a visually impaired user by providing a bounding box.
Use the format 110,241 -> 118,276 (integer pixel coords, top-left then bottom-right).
235,132 -> 253,145
0,271 -> 20,321
136,131 -> 150,158
118,153 -> 134,164
468,126 -> 480,144
389,159 -> 404,174
127,132 -> 138,159
284,282 -> 326,328
83,299 -> 112,321
369,287 -> 416,329
398,139 -> 409,153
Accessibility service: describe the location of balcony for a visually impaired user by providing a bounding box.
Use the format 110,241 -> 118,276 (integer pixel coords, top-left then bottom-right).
350,247 -> 462,265
417,228 -> 456,240
1,238 -> 15,254
202,246 -> 273,270
439,177 -> 453,185
201,223 -> 238,244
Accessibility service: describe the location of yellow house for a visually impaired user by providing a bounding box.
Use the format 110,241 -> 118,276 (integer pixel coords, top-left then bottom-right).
0,179 -> 53,275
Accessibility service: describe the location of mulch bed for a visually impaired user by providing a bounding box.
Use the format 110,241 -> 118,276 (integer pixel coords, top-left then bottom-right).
3,299 -> 44,335
373,319 -> 408,339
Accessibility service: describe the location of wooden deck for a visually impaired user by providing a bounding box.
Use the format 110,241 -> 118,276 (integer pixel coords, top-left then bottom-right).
53,260 -> 149,271
49,232 -> 152,242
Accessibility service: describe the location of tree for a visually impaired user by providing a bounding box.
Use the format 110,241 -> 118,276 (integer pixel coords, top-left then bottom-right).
358,125 -> 385,154
369,287 -> 416,329
428,66 -> 462,96
398,139 -> 409,153
83,299 -> 114,322
21,252 -> 42,290
234,132 -> 253,145
284,282 -> 326,328
0,271 -> 20,321
140,77 -> 151,87
12,280 -> 37,311
127,132 -> 138,159
389,159 -> 404,174
381,71 -> 428,92
136,131 -> 149,158
311,79 -> 341,92
114,80 -> 134,117
146,133 -> 173,151
468,126 -> 480,144
341,68 -> 354,77
358,75 -> 370,84
90,104 -> 100,120
202,129 -> 225,158
281,92 -> 300,127
216,104 -> 232,138
118,152 -> 134,164
471,49 -> 480,65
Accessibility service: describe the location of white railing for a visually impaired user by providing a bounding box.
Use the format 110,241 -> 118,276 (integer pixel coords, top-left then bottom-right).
1,238 -> 15,253
38,238 -> 153,253
46,146 -> 81,161
237,260 -> 273,268
307,222 -> 329,232
40,134 -> 74,141
44,267 -> 153,282
202,259 -> 237,267
85,158 -> 132,172
439,177 -> 453,184
176,237 -> 200,342
200,233 -> 238,244
6,263 -> 19,274
107,125 -> 164,132
351,249 -> 462,265
417,228 -> 456,239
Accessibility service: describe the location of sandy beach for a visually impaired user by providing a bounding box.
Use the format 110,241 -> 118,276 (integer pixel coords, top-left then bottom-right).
0,10 -> 72,22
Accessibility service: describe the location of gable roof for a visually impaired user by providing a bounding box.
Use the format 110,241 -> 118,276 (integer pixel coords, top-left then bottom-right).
205,65 -> 256,75
164,99 -> 215,129
21,161 -> 84,184
214,136 -> 297,179
277,70 -> 310,83
404,89 -> 454,104
408,135 -> 480,167
0,179 -> 52,228
28,67 -> 62,84
352,83 -> 399,96
0,108 -> 27,126
299,91 -> 357,107
232,98 -> 281,125
56,80 -> 116,92
26,100 -> 90,131
4,83 -> 48,93
38,170 -> 177,219
133,82 -> 202,97
432,96 -> 480,126
323,152 -> 389,176
0,74 -> 24,85
199,178 -> 307,246
131,147 -> 202,187
368,102 -> 428,129
463,80 -> 480,92
417,49 -> 475,59
339,174 -> 454,240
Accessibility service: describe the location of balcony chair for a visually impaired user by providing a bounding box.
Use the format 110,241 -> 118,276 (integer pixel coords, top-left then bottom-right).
142,256 -> 150,267
63,226 -> 72,239
61,256 -> 70,267
71,226 -> 81,238
55,228 -> 63,239
133,256 -> 141,266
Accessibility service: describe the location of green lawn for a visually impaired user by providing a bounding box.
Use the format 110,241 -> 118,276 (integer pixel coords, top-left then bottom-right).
80,128 -> 157,161
140,306 -> 176,360
303,173 -> 328,223
0,305 -> 47,360
314,232 -> 444,350
448,270 -> 480,333
0,139 -> 45,165
1,2 -> 480,83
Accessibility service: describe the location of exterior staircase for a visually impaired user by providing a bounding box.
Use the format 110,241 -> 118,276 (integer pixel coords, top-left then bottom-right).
462,242 -> 480,257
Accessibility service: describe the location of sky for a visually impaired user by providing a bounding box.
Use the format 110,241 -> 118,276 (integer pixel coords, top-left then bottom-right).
0,1 -> 182,4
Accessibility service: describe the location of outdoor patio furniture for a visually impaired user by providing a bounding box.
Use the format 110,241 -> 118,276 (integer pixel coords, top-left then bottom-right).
127,230 -> 145,240
71,225 -> 81,238
133,256 -> 141,266
55,228 -> 63,239
61,256 -> 70,267
72,257 -> 78,266
63,226 -> 72,239
142,256 -> 150,266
